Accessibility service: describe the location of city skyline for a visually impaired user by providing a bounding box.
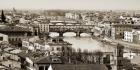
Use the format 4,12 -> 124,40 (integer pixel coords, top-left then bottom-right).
0,0 -> 140,10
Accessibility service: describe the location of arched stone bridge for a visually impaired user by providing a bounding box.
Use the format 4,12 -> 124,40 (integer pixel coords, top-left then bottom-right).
50,20 -> 82,25
49,25 -> 95,36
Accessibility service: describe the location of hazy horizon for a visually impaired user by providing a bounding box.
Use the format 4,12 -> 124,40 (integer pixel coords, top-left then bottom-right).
0,0 -> 140,10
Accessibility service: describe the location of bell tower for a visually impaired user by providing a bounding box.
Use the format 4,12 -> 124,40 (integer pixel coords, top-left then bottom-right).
113,44 -> 124,70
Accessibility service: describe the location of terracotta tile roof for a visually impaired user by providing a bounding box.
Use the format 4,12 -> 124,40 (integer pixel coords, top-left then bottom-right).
34,40 -> 45,45
17,51 -> 47,62
39,64 -> 108,70
17,51 -> 33,58
35,55 -> 62,64
51,64 -> 108,70
35,56 -> 108,70
112,24 -> 140,27
131,56 -> 140,66
0,25 -> 31,32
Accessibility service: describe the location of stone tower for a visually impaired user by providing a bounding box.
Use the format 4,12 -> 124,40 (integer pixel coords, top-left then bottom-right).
1,10 -> 6,23
113,44 -> 124,70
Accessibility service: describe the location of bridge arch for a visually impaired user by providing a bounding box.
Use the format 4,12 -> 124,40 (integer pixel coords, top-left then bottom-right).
49,32 -> 59,37
49,25 -> 95,37
49,23 -> 54,25
80,33 -> 91,37
66,23 -> 74,25
56,23 -> 65,25
63,32 -> 76,37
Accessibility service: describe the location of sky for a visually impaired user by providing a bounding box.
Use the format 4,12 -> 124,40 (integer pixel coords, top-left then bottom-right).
0,0 -> 140,10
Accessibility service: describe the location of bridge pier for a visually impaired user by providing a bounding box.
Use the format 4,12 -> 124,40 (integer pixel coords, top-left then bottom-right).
76,32 -> 81,37
59,32 -> 64,37
45,32 -> 50,38
91,32 -> 94,36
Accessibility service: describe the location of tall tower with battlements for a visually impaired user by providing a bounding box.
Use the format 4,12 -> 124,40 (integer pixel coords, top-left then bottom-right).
113,44 -> 124,70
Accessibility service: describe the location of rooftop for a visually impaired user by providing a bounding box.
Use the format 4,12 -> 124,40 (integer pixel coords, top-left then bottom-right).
40,64 -> 108,70
35,55 -> 62,64
112,24 -> 140,27
0,25 -> 31,32
17,50 -> 47,62
131,56 -> 140,66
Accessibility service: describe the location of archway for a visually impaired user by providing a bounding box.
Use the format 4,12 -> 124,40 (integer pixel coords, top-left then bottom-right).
49,32 -> 59,37
63,32 -> 76,37
66,23 -> 73,25
56,23 -> 64,25
80,33 -> 91,37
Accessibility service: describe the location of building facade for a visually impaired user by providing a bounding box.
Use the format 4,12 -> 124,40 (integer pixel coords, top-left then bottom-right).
132,29 -> 140,44
22,37 -> 50,52
113,44 -> 124,70
37,23 -> 49,34
111,24 -> 140,39
0,25 -> 32,46
65,12 -> 81,20
123,31 -> 133,42
0,33 -> 8,43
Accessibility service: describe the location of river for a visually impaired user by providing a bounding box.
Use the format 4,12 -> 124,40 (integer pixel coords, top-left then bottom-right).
49,32 -> 137,59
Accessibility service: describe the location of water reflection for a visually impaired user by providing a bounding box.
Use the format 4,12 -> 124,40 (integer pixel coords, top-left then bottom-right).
50,32 -> 114,52
49,32 -> 138,59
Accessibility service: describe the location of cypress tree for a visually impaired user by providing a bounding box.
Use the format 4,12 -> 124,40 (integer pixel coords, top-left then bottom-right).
1,10 -> 6,23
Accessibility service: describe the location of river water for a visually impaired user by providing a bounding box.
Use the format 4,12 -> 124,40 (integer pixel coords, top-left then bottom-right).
49,32 -> 137,59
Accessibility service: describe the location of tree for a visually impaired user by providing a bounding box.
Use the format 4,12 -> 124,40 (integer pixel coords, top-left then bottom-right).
61,46 -> 73,63
94,50 -> 103,64
1,10 -> 6,23
76,48 -> 82,62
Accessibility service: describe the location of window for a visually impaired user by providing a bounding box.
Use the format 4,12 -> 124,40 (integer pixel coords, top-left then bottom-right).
57,47 -> 61,51
45,66 -> 49,70
0,53 -> 2,56
118,60 -> 123,66
118,49 -> 123,57
9,64 -> 11,67
0,37 -> 3,41
8,38 -> 11,41
39,66 -> 44,70
52,47 -> 54,51
12,38 -> 14,41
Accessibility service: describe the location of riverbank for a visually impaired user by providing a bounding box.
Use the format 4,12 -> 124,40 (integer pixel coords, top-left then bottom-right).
94,36 -> 140,51
112,39 -> 140,51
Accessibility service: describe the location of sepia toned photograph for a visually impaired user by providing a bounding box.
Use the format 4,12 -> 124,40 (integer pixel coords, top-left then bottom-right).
0,0 -> 140,70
